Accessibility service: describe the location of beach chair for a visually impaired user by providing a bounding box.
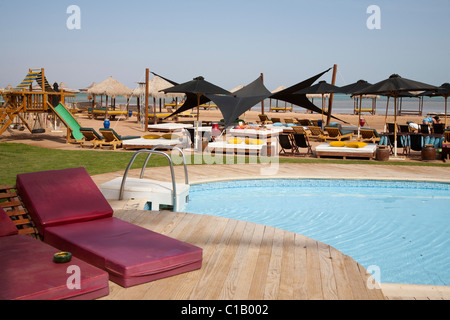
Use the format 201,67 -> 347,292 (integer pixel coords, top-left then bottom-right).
278,134 -> 297,155
292,133 -> 312,156
271,117 -> 281,123
387,123 -> 397,133
308,126 -> 328,141
420,124 -> 430,134
0,206 -> 109,300
295,119 -> 313,126
292,125 -> 308,135
432,123 -> 445,134
79,127 -> 104,148
284,118 -> 295,124
98,128 -> 140,150
387,134 -> 409,155
358,129 -> 381,143
398,124 -> 410,133
323,126 -> 353,141
258,114 -> 272,124
445,130 -> 450,143
15,167 -> 203,288
409,133 -> 424,154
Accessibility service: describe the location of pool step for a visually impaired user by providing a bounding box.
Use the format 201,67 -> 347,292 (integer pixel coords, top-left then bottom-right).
100,177 -> 189,212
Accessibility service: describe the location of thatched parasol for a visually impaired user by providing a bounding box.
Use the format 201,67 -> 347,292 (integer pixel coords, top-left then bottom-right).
59,82 -> 80,93
88,76 -> 132,98
88,76 -> 132,119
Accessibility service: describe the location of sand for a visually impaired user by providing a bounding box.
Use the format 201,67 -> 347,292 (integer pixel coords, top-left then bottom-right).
0,108 -> 439,159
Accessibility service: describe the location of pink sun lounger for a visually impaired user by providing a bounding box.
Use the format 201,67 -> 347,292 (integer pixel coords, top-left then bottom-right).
15,167 -> 203,288
0,206 -> 109,300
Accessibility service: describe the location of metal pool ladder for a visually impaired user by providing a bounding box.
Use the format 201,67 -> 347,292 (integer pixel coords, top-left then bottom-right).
119,146 -> 189,212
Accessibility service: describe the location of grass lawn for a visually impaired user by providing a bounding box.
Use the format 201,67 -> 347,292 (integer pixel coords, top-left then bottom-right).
1,142 -> 449,186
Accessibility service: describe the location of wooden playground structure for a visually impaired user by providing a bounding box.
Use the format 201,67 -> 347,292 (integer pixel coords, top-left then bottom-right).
0,68 -> 81,141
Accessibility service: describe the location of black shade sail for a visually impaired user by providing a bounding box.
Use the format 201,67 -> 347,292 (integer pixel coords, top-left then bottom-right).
269,68 -> 331,115
206,76 -> 272,127
153,73 -> 231,119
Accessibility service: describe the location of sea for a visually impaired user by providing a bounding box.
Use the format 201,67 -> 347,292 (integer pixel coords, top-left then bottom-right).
63,93 -> 448,116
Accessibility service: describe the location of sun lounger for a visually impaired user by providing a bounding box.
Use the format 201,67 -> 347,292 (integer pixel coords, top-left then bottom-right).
358,129 -> 381,143
15,167 -> 203,288
307,126 -> 328,141
0,207 -> 109,300
315,142 -> 377,159
79,127 -> 104,148
258,114 -> 272,124
323,126 -> 354,141
98,128 -> 140,150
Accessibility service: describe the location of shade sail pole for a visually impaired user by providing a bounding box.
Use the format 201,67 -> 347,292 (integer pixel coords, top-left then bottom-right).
145,68 -> 149,132
326,64 -> 337,125
384,96 -> 389,133
394,94 -> 398,157
261,73 -> 265,115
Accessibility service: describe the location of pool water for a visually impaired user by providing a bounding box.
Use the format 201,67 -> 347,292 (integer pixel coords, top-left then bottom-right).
185,179 -> 450,286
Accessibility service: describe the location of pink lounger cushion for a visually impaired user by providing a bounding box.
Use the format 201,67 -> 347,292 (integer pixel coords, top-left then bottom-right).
16,167 -> 113,236
44,217 -> 203,287
0,235 -> 109,300
0,206 -> 18,237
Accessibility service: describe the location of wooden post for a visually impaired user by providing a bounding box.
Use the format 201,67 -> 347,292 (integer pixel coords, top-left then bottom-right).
326,64 -> 337,125
145,68 -> 149,131
260,73 -> 264,115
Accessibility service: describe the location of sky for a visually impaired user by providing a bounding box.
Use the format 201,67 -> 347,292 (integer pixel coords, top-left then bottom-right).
0,0 -> 449,92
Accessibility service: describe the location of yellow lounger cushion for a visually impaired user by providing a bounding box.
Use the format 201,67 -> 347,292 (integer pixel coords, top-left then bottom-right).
228,138 -> 243,144
346,142 -> 368,148
162,134 -> 180,140
245,139 -> 265,145
143,134 -> 161,139
329,141 -> 346,147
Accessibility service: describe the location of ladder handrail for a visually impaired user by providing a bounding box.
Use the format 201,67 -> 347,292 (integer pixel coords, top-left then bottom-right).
119,149 -> 178,211
140,145 -> 189,185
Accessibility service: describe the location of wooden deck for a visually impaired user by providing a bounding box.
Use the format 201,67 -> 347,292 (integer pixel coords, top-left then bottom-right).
100,210 -> 385,300
93,163 -> 450,300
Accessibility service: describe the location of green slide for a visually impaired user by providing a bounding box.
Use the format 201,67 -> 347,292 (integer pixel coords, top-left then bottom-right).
52,103 -> 83,140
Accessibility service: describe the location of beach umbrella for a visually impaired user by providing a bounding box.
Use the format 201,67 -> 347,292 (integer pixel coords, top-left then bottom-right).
80,82 -> 96,92
88,76 -> 132,119
354,74 -> 438,156
207,76 -> 272,128
339,80 -> 374,137
419,83 -> 450,128
339,79 -> 372,94
295,80 -> 344,125
59,82 -> 80,93
161,76 -> 231,149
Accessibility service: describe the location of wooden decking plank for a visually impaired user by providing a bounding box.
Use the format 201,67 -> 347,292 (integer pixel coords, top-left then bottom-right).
305,236 -> 324,299
187,218 -> 242,299
247,225 -> 275,299
318,241 -> 339,300
357,263 -> 385,300
218,221 -> 256,300
147,214 -> 219,300
329,246 -> 354,299
342,255 -> 370,300
278,231 -> 296,299
143,213 -> 208,300
263,227 -> 284,300
231,223 -> 266,300
293,233 -> 309,299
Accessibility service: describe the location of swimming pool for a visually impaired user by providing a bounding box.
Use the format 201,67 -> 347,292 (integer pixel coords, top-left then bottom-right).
185,179 -> 450,286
